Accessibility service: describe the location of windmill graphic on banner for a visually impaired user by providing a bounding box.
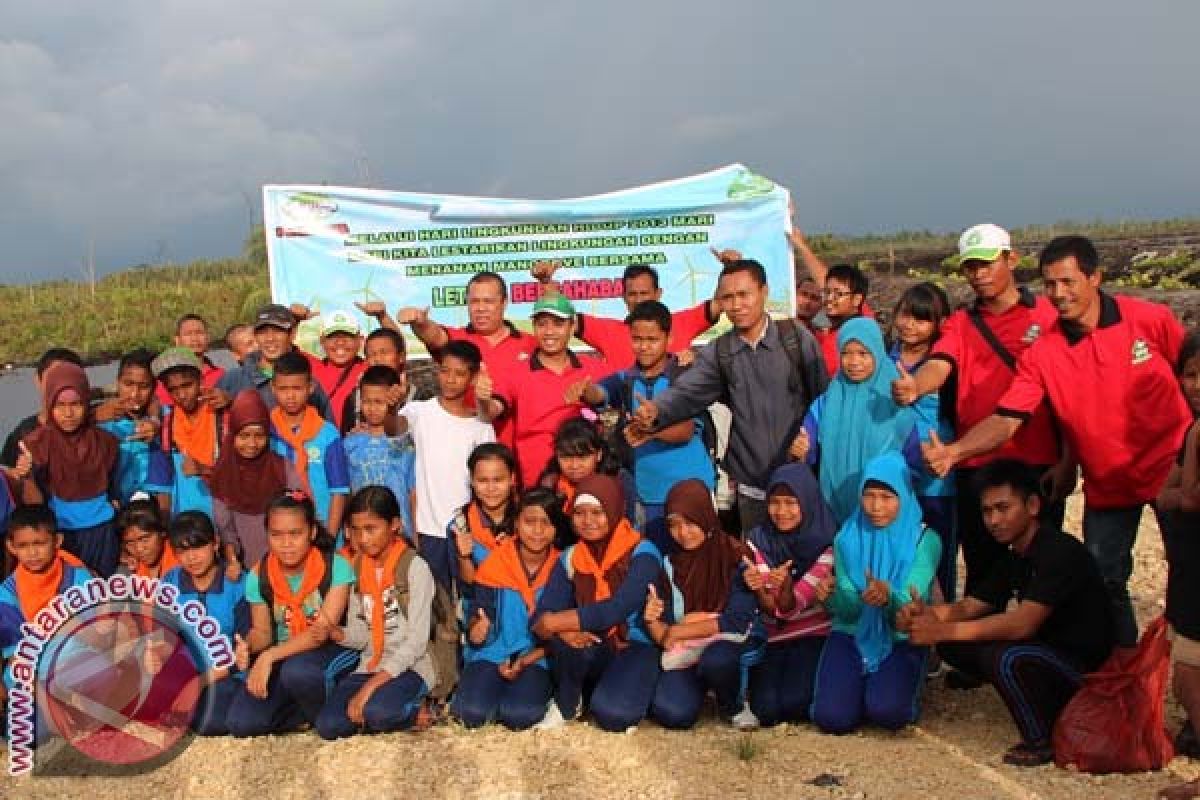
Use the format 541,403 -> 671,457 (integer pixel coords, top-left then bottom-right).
676,251 -> 718,305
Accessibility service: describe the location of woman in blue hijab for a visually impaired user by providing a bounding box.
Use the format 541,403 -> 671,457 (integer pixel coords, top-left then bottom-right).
810,451 -> 941,734
795,317 -> 921,524
742,463 -> 838,727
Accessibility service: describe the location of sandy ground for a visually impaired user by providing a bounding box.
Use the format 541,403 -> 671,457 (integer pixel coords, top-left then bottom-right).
2,487 -> 1194,800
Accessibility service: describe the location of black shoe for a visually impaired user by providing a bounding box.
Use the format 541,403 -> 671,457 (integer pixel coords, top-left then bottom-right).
1176,722 -> 1200,759
945,668 -> 984,690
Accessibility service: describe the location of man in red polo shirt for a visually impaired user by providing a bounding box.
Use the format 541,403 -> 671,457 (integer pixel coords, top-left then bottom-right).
922,235 -> 1191,648
397,271 -> 537,448
893,223 -> 1069,596
475,293 -> 608,488
530,259 -> 720,371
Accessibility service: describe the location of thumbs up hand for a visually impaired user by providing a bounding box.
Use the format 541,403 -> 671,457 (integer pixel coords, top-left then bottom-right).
474,362 -> 494,403
861,568 -> 891,607
789,429 -> 811,461
920,430 -> 957,478
12,441 -> 33,480
564,376 -> 593,405
234,633 -> 250,672
891,360 -> 918,406
644,583 -> 664,624
742,556 -> 767,592
396,306 -> 429,326
468,607 -> 491,645
895,585 -> 927,632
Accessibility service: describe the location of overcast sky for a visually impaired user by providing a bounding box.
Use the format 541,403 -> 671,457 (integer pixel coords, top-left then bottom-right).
2,1 -> 1198,282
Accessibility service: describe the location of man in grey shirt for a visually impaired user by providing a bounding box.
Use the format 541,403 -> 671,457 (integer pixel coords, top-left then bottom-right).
633,258 -> 828,533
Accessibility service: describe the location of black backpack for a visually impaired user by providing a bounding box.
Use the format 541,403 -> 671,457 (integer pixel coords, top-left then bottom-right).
609,357 -> 719,479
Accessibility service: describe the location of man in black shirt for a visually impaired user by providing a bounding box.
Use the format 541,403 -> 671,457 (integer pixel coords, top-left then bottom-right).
898,459 -> 1114,767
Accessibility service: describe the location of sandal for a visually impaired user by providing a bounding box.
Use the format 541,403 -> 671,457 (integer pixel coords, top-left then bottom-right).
1158,779 -> 1200,800
1002,742 -> 1054,767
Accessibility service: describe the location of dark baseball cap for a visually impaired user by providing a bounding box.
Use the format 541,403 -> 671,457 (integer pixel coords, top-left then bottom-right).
254,304 -> 296,330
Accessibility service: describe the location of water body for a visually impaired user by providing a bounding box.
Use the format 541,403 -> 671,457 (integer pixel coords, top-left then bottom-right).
0,351 -> 240,441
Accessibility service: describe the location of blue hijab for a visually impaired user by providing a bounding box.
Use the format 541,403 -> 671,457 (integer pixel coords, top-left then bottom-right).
817,318 -> 919,522
748,463 -> 837,577
833,451 -> 927,673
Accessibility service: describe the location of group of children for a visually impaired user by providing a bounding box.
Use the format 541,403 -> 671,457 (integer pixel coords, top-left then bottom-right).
0,231 -> 1196,785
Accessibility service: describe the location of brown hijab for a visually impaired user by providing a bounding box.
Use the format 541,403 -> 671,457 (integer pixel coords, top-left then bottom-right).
569,474 -> 640,609
665,479 -> 748,614
205,390 -> 289,514
23,362 -> 117,500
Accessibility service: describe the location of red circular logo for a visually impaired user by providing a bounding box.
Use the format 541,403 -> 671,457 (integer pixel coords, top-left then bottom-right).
38,605 -> 202,765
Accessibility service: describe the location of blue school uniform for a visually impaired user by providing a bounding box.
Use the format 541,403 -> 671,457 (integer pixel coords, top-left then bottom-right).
144,405 -> 220,517
226,553 -> 358,736
0,561 -> 94,688
343,431 -> 415,538
99,418 -> 170,504
163,566 -> 250,735
270,420 -> 350,527
535,538 -> 665,731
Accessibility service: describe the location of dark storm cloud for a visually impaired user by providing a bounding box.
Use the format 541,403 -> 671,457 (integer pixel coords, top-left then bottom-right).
1,1 -> 1197,281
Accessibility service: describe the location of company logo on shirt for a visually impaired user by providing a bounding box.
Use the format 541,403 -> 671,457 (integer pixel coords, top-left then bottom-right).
517,352 -> 530,361
1131,339 -> 1152,365
1021,324 -> 1042,345
306,445 -> 323,463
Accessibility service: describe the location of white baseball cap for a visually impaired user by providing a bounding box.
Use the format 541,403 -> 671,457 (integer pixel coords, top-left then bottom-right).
320,309 -> 362,337
950,223 -> 1012,266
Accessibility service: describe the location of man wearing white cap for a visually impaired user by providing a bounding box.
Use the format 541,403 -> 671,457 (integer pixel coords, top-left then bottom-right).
893,224 -> 1069,602
313,309 -> 367,430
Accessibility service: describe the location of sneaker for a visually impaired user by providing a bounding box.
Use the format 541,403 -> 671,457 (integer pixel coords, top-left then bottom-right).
731,704 -> 760,731
534,702 -> 567,730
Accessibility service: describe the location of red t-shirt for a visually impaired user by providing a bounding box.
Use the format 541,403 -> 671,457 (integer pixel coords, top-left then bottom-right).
931,291 -> 1061,468
577,301 -> 717,370
154,357 -> 225,406
310,358 -> 367,430
996,293 -> 1190,508
492,351 -> 610,488
446,322 -> 538,449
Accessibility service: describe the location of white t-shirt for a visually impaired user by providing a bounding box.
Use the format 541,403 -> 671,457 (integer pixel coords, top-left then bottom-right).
401,398 -> 495,539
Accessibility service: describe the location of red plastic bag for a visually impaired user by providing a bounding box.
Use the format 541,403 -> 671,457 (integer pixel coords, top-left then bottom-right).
1053,615 -> 1174,773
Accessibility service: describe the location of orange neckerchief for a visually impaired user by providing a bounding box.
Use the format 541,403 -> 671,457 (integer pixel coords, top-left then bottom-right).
269,406 -> 325,495
14,552 -> 85,621
264,547 -> 325,638
569,518 -> 640,603
556,476 -> 576,510
474,538 -> 559,614
358,538 -> 408,672
468,503 -> 502,552
171,404 -> 219,467
135,541 -> 179,579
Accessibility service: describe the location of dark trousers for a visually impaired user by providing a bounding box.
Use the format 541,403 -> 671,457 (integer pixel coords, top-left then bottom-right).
192,677 -> 242,736
939,639 -> 1084,747
919,495 -> 957,601
749,636 -> 826,726
226,644 -> 358,736
315,670 -> 427,740
811,632 -> 927,734
418,533 -> 453,592
548,638 -> 660,732
451,660 -> 552,730
61,521 -> 119,578
1082,504 -> 1147,648
650,640 -> 748,729
956,466 -> 1066,596
736,492 -> 767,537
